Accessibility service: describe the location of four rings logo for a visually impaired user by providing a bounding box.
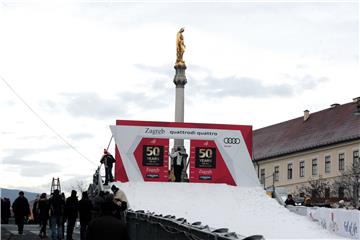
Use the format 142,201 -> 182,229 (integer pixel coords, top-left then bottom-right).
223,137 -> 240,144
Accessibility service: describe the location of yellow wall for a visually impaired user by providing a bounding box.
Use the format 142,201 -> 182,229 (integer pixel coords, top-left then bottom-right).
255,140 -> 360,195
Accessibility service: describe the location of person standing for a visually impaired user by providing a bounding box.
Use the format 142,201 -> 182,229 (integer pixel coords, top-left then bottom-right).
100,149 -> 115,185
110,185 -> 128,226
38,193 -> 50,238
1,197 -> 11,224
12,191 -> 30,235
86,198 -> 128,240
170,147 -> 186,182
61,192 -> 66,238
65,190 -> 79,240
78,191 -> 93,240
49,189 -> 65,240
92,191 -> 105,219
285,194 -> 296,206
32,194 -> 39,224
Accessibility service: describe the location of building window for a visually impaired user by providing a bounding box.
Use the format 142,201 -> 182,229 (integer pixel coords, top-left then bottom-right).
339,153 -> 345,171
299,161 -> 305,177
274,166 -> 279,182
353,150 -> 359,167
325,156 -> 331,173
260,169 -> 265,184
338,187 -> 344,199
287,163 -> 293,180
325,188 -> 330,198
312,159 -> 318,176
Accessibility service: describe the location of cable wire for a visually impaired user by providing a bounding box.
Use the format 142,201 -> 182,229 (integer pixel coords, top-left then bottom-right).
1,75 -> 97,166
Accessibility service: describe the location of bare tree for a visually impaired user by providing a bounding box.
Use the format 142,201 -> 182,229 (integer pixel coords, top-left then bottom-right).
295,176 -> 333,202
70,180 -> 87,194
332,163 -> 360,208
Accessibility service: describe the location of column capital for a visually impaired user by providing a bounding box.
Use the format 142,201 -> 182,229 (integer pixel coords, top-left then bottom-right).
173,64 -> 187,86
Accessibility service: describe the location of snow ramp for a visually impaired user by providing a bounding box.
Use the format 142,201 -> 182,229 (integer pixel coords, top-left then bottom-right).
114,182 -> 342,239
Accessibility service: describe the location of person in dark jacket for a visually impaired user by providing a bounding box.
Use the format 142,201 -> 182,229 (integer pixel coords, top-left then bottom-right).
32,195 -> 39,224
61,192 -> 66,238
65,190 -> 79,240
12,191 -> 30,234
86,197 -> 128,240
38,193 -> 50,238
1,197 -> 11,224
49,189 -> 65,240
92,191 -> 105,219
100,149 -> 115,185
285,194 -> 296,206
78,191 -> 93,240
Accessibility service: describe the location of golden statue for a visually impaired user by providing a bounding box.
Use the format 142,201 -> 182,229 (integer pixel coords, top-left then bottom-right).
176,27 -> 186,66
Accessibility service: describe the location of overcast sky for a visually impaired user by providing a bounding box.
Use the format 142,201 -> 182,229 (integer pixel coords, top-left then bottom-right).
0,0 -> 359,194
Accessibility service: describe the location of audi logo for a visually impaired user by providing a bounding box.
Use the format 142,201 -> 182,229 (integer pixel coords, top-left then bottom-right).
223,137 -> 240,144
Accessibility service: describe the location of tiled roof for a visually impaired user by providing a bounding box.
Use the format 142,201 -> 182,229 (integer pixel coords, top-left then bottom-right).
253,101 -> 360,161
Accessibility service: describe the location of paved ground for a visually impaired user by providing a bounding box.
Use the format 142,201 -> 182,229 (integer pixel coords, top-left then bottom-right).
1,224 -> 80,240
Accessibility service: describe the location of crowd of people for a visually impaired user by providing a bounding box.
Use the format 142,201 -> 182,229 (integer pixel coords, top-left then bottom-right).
1,185 -> 129,240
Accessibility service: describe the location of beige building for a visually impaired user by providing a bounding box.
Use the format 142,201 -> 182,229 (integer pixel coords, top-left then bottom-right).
253,98 -> 360,199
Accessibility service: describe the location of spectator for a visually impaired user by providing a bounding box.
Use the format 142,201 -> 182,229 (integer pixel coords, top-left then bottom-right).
32,194 -> 40,224
285,194 -> 296,206
100,149 -> 115,185
338,200 -> 345,208
38,193 -> 50,239
79,191 -> 93,240
12,191 -> 30,235
1,197 -> 11,224
92,191 -> 105,219
111,185 -> 128,225
86,197 -> 128,240
49,189 -> 65,240
65,190 -> 79,240
303,197 -> 313,207
61,192 -> 66,238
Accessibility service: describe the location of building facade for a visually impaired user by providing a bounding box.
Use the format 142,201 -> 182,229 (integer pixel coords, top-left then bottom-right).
253,98 -> 360,199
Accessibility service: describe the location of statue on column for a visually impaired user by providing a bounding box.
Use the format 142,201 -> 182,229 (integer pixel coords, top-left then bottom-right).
176,27 -> 186,66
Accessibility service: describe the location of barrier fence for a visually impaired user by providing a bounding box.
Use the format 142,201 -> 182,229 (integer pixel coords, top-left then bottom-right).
126,210 -> 264,240
287,206 -> 360,239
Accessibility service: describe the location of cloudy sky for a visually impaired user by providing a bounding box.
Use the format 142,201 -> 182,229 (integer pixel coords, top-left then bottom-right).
0,0 -> 358,194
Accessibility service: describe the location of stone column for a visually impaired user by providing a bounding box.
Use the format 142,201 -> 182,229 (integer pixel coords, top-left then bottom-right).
173,64 -> 187,150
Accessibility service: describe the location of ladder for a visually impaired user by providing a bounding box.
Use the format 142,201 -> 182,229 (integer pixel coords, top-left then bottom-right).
50,177 -> 61,194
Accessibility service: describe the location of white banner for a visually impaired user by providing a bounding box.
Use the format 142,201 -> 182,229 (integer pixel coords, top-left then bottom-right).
110,124 -> 259,187
307,207 -> 360,239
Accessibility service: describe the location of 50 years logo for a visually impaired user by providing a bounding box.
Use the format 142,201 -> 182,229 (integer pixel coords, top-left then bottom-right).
223,137 -> 240,144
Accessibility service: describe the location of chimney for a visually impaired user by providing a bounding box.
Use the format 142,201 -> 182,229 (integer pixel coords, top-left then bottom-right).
330,103 -> 340,108
354,97 -> 360,114
304,110 -> 310,121
353,97 -> 360,103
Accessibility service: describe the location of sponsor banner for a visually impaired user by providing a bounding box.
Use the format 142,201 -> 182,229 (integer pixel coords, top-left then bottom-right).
111,120 -> 258,187
189,140 -> 235,185
133,138 -> 169,182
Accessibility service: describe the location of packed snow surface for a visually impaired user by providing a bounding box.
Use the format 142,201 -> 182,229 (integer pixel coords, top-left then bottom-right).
114,182 -> 342,239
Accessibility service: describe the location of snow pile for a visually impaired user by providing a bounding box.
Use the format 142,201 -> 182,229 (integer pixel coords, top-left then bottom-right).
114,182 -> 342,239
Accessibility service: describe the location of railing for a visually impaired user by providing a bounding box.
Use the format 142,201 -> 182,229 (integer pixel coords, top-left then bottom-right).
126,210 -> 264,240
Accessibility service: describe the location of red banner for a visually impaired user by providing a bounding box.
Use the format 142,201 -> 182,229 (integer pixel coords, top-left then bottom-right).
115,145 -> 129,182
189,140 -> 235,185
133,138 -> 169,182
